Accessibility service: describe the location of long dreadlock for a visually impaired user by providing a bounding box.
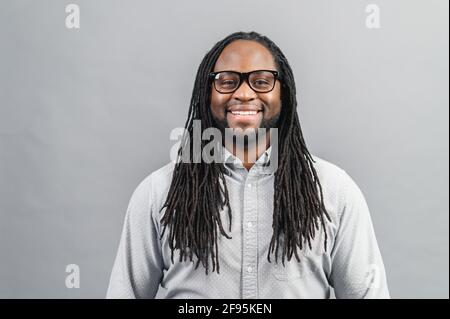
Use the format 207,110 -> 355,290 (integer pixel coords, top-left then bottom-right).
160,31 -> 331,274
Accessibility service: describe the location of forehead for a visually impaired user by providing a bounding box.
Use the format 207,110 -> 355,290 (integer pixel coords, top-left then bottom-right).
213,40 -> 276,72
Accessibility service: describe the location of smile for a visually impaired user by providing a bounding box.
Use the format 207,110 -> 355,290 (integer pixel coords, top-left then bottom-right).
229,110 -> 260,116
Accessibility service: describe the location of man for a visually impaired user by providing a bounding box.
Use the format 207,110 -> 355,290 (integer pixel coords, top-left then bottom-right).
106,31 -> 390,298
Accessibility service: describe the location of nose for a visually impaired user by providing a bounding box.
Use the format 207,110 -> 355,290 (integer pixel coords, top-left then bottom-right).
231,80 -> 258,102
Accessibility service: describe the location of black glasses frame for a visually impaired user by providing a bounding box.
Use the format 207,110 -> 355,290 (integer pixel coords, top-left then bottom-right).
209,70 -> 279,94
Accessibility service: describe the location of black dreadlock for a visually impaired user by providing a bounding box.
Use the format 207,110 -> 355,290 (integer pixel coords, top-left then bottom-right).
160,31 -> 331,274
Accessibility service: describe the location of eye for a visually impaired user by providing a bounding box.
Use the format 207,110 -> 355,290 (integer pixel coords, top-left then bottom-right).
222,80 -> 237,85
220,82 -> 236,89
252,78 -> 272,89
254,79 -> 270,85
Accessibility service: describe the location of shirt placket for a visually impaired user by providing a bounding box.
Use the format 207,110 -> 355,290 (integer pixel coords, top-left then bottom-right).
242,171 -> 258,299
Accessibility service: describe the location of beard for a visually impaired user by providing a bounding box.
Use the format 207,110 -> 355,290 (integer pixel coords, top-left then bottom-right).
211,109 -> 281,131
211,108 -> 281,150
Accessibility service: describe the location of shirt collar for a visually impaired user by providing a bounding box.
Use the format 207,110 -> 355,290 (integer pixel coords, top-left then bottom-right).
222,145 -> 275,175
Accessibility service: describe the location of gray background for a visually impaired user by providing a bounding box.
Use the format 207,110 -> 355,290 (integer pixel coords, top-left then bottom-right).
0,0 -> 448,298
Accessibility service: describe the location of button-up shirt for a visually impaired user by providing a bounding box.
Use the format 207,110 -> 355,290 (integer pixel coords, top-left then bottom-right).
106,147 -> 390,298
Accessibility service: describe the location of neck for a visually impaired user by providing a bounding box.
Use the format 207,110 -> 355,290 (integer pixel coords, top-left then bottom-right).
226,130 -> 271,171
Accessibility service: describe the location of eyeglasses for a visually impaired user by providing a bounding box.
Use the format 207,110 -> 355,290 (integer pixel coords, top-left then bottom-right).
209,70 -> 279,94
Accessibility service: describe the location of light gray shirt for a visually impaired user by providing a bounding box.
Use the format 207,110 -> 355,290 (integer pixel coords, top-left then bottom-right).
106,147 -> 390,299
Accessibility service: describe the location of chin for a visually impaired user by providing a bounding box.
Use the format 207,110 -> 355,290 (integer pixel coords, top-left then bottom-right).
229,125 -> 259,132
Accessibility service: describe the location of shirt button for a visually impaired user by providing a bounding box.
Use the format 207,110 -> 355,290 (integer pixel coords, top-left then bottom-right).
247,183 -> 252,188
247,266 -> 253,273
247,222 -> 253,229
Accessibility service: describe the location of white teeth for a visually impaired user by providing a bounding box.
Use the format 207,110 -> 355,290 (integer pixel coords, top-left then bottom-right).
230,111 -> 258,116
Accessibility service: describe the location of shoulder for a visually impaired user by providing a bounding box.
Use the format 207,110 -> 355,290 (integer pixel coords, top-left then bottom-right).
310,155 -> 367,220
310,154 -> 350,194
148,161 -> 176,190
128,161 -> 175,214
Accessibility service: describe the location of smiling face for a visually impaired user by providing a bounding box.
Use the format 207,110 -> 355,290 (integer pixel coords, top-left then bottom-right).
210,40 -> 282,132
